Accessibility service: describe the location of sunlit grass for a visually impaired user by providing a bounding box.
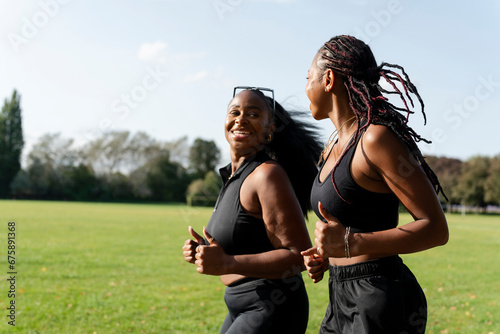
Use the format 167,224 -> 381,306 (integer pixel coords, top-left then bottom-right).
0,200 -> 498,333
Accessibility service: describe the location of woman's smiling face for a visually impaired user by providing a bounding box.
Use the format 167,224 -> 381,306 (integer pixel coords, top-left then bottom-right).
225,90 -> 274,156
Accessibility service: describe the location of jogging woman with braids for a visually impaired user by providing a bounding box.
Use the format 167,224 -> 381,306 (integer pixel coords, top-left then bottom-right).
301,35 -> 449,334
183,87 -> 322,333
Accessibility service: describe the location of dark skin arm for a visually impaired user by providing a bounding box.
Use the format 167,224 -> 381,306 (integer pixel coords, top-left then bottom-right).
303,125 -> 448,281
351,125 -> 448,255
184,161 -> 312,283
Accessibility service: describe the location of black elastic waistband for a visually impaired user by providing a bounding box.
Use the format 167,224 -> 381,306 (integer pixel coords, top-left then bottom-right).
226,275 -> 304,293
228,276 -> 261,287
330,255 -> 403,281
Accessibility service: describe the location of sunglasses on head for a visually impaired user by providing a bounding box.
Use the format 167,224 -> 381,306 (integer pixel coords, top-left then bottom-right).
233,86 -> 275,114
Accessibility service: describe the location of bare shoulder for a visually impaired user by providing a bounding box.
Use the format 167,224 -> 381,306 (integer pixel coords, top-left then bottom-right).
362,124 -> 400,146
241,159 -> 296,215
361,124 -> 409,156
249,161 -> 297,195
358,123 -> 417,173
253,160 -> 285,177
240,160 -> 285,216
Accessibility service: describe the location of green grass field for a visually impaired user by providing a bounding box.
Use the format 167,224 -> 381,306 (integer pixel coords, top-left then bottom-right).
0,200 -> 498,333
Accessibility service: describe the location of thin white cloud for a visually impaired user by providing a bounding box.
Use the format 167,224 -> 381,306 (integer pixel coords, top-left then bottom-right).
137,41 -> 168,64
183,71 -> 209,83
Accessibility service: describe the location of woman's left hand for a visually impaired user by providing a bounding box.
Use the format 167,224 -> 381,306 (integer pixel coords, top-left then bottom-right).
194,228 -> 232,276
301,247 -> 328,283
314,202 -> 348,258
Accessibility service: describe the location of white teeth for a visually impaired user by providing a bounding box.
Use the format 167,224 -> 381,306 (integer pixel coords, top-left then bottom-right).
233,131 -> 250,135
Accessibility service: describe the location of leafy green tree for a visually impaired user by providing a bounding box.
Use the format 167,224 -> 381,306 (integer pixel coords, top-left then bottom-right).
26,157 -> 50,198
129,166 -> 151,199
186,179 -> 205,206
166,136 -> 189,167
10,170 -> 32,198
25,133 -> 76,199
426,156 -> 463,204
204,170 -> 222,195
65,164 -> 100,201
188,138 -> 221,179
0,90 -> 24,197
146,152 -> 189,202
186,170 -> 222,206
81,131 -> 163,175
106,172 -> 134,201
453,156 -> 490,208
81,131 -> 131,175
484,156 -> 500,206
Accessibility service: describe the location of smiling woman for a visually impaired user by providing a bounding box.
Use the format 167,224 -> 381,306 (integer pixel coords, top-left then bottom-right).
225,89 -> 275,158
183,87 -> 322,333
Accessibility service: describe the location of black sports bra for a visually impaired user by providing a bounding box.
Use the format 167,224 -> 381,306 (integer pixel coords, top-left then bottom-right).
310,128 -> 400,233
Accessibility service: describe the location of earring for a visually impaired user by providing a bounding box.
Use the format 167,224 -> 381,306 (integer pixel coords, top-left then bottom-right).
267,134 -> 272,142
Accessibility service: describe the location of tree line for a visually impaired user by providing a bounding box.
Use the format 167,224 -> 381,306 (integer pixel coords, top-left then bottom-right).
426,155 -> 500,212
8,132 -> 222,203
1,90 -> 222,203
1,90 -> 499,210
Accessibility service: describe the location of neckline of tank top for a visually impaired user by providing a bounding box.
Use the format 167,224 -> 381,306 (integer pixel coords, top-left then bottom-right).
224,150 -> 268,182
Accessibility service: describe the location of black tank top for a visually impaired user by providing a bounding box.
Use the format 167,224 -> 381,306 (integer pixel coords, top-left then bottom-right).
310,128 -> 400,233
206,151 -> 275,255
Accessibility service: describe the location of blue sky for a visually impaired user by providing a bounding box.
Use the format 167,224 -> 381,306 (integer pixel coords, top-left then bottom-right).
1,0 -> 499,164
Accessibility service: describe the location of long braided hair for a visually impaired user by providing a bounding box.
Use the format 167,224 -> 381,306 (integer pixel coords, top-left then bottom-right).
316,35 -> 447,201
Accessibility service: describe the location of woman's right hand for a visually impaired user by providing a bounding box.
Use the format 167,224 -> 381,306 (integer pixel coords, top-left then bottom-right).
182,226 -> 205,264
301,247 -> 328,283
